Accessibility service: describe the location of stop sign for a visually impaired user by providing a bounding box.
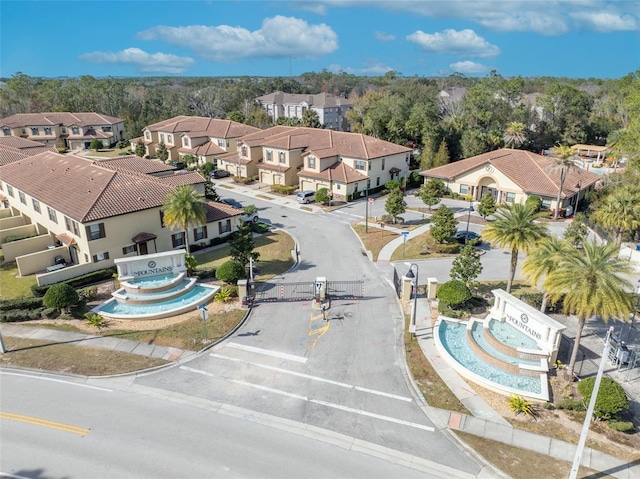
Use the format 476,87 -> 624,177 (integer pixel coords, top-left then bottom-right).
368,198 -> 374,205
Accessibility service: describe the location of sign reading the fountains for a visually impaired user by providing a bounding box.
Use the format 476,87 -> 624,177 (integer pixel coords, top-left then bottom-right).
131,259 -> 174,277
504,303 -> 543,341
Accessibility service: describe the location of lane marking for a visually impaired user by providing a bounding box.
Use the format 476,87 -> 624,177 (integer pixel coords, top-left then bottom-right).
210,354 -> 412,402
229,380 -> 433,432
0,412 -> 90,436
227,342 -> 308,363
0,372 -> 113,392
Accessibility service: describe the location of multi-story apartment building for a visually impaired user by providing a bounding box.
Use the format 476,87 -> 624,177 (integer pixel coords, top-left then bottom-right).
217,126 -> 411,201
0,151 -> 245,285
134,116 -> 260,164
0,112 -> 125,150
255,92 -> 353,131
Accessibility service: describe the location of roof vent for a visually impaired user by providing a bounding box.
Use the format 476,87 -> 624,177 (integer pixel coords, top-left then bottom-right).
137,196 -> 143,201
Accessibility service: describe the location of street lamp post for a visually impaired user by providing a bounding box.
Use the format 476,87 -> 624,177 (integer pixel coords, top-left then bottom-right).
574,180 -> 582,213
625,280 -> 640,343
464,195 -> 473,245
406,263 -> 419,337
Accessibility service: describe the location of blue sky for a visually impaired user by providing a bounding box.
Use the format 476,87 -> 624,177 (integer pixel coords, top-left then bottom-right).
2,0 -> 639,79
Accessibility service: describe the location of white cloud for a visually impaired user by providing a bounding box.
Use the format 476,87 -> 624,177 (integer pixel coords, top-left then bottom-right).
327,60 -> 394,75
137,16 -> 338,61
407,29 -> 500,57
449,60 -> 491,74
290,1 -> 328,15
375,31 -> 396,41
570,11 -> 637,32
79,48 -> 195,74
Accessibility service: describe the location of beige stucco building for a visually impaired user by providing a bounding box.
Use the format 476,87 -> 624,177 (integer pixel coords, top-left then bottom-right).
133,116 -> 260,165
0,152 -> 245,285
0,112 -> 125,150
420,149 -> 601,212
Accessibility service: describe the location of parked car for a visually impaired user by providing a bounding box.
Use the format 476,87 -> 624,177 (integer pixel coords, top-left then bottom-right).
172,161 -> 186,170
211,169 -> 231,178
220,198 -> 243,209
296,190 -> 315,204
242,211 -> 260,223
453,230 -> 482,244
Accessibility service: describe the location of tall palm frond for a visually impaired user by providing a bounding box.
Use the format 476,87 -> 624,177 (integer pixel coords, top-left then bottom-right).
162,185 -> 207,254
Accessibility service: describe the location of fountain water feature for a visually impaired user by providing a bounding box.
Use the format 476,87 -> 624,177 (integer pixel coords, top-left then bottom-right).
434,289 -> 566,401
92,250 -> 218,321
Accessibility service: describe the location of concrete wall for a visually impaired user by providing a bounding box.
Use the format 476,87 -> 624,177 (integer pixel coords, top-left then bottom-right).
16,247 -> 70,277
0,224 -> 37,244
36,261 -> 102,286
2,235 -> 53,262
0,209 -> 14,219
0,216 -> 27,230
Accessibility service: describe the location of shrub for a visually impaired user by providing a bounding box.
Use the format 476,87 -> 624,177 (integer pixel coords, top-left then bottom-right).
251,222 -> 269,234
270,185 -> 295,195
315,188 -> 329,204
84,312 -> 107,329
43,283 -> 79,312
577,377 -> 629,420
3,233 -> 39,243
214,288 -> 233,303
433,243 -> 460,254
0,297 -> 44,311
380,214 -> 395,224
607,420 -> 635,433
0,309 -> 46,322
215,260 -> 246,284
508,395 -> 538,418
436,280 -> 471,307
437,302 -> 464,318
222,285 -> 239,297
525,195 -> 542,213
556,398 -> 585,411
78,286 -> 98,303
196,269 -> 216,280
40,307 -> 57,318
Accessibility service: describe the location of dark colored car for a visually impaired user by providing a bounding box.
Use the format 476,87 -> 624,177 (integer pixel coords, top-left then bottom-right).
172,161 -> 186,170
220,198 -> 243,209
210,169 -> 231,178
454,231 -> 482,244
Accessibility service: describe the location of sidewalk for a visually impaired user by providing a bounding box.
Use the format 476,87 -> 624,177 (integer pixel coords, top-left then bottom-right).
411,295 -> 640,479
0,323 -> 197,363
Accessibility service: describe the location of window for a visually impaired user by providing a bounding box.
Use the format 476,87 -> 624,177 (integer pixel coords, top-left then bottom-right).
21,128 -> 26,135
218,219 -> 232,234
65,216 -> 72,231
241,145 -> 247,157
86,223 -> 106,241
72,221 -> 80,236
308,156 -> 315,169
145,131 -> 151,140
541,199 -> 552,209
92,252 -> 110,263
48,207 -> 57,223
218,139 -> 225,147
167,134 -> 172,144
266,150 -> 273,162
7,185 -> 14,197
376,177 -> 380,186
65,216 -> 80,235
279,151 -> 285,163
72,126 -> 78,134
18,191 -> 26,204
159,211 -> 166,227
32,198 -> 41,213
122,245 -> 137,255
381,158 -> 385,171
193,226 -> 207,241
30,127 -> 39,136
84,253 -> 89,263
337,184 -> 341,190
44,127 -> 51,135
183,138 -> 189,147
3,127 -> 9,136
354,183 -> 359,193
505,192 -> 516,203
102,126 -> 112,132
171,232 -> 185,248
160,133 -> 165,142
355,160 -> 366,171
61,127 -> 66,134
459,184 -> 469,195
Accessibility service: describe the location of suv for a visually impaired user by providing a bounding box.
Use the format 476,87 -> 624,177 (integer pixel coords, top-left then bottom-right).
296,190 -> 315,204
211,169 -> 231,178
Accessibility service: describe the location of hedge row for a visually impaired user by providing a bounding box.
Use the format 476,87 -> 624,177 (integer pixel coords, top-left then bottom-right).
0,296 -> 44,311
31,267 -> 116,296
0,307 -> 57,323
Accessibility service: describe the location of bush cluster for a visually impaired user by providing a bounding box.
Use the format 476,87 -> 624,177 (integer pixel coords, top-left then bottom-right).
577,377 -> 629,420
234,176 -> 258,185
4,233 -> 40,243
436,280 -> 471,307
270,185 -> 295,195
607,420 -> 635,433
189,235 -> 229,253
433,243 -> 460,254
215,260 -> 246,284
195,269 -> 217,280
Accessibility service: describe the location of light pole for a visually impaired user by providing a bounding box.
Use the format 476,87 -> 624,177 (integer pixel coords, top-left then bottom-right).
574,180 -> 582,213
625,280 -> 640,343
406,263 -> 419,337
464,195 -> 473,245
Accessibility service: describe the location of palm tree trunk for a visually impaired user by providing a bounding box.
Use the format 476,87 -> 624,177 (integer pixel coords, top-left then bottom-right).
507,248 -> 518,293
183,230 -> 190,253
566,315 -> 586,381
540,290 -> 548,313
615,229 -> 623,247
553,167 -> 567,220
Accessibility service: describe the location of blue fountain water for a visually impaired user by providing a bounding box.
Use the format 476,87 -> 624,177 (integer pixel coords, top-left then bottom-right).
439,320 -> 542,394
125,273 -> 182,289
486,319 -> 539,350
470,322 -> 540,366
97,284 -> 214,316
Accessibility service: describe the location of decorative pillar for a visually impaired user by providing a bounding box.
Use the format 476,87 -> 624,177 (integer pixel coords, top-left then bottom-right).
427,277 -> 438,299
402,275 -> 413,301
237,279 -> 248,301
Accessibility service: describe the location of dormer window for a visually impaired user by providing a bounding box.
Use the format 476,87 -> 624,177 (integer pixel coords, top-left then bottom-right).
30,127 -> 39,135
183,138 -> 189,147
167,134 -> 172,144
72,126 -> 79,134
266,150 -> 273,162
145,131 -> 151,140
44,127 -> 52,135
241,145 -> 247,157
279,151 -> 285,163
2,127 -> 9,136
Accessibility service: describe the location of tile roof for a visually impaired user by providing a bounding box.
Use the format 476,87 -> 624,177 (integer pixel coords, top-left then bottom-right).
178,141 -> 226,156
155,171 -> 206,187
0,112 -> 123,127
96,156 -> 176,174
1,151 -> 176,222
205,201 -> 243,222
0,137 -> 57,166
144,116 -> 260,138
298,161 -> 368,184
420,148 -> 601,198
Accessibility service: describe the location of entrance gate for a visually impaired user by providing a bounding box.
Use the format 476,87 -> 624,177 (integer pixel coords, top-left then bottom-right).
251,280 -> 364,303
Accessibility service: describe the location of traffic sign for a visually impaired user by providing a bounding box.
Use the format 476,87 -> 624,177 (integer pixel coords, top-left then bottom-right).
368,198 -> 374,205
327,190 -> 333,197
401,231 -> 409,237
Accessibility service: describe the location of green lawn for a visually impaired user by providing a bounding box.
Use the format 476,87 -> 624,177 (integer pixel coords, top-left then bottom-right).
83,147 -> 133,158
0,261 -> 37,300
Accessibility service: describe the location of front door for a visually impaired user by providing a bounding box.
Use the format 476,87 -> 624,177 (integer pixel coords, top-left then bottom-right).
139,242 -> 148,255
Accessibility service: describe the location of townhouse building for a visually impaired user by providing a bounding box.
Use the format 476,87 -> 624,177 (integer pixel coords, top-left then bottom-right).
255,92 -> 353,131
0,151 -> 244,285
0,112 -> 125,150
0,136 -> 58,167
133,116 -> 260,164
217,126 -> 411,201
420,148 -> 601,213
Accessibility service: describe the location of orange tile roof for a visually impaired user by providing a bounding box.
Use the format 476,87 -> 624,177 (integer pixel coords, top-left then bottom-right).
97,156 -> 176,174
144,116 -> 260,138
205,201 -> 243,222
0,112 -> 123,127
420,148 -> 601,198
298,161 -> 368,183
0,137 -> 57,166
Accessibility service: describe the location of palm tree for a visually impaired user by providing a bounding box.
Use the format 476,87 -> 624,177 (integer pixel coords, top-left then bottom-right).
521,236 -> 571,313
592,185 -> 640,246
548,144 -> 579,220
544,240 -> 633,380
503,121 -> 527,148
481,203 -> 549,293
162,185 -> 207,254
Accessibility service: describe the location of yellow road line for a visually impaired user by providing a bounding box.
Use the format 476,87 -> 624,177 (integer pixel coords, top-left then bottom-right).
308,312 -> 330,348
0,411 -> 90,436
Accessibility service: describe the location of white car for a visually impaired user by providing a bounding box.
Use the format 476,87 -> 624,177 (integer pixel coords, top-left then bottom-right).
242,211 -> 260,223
